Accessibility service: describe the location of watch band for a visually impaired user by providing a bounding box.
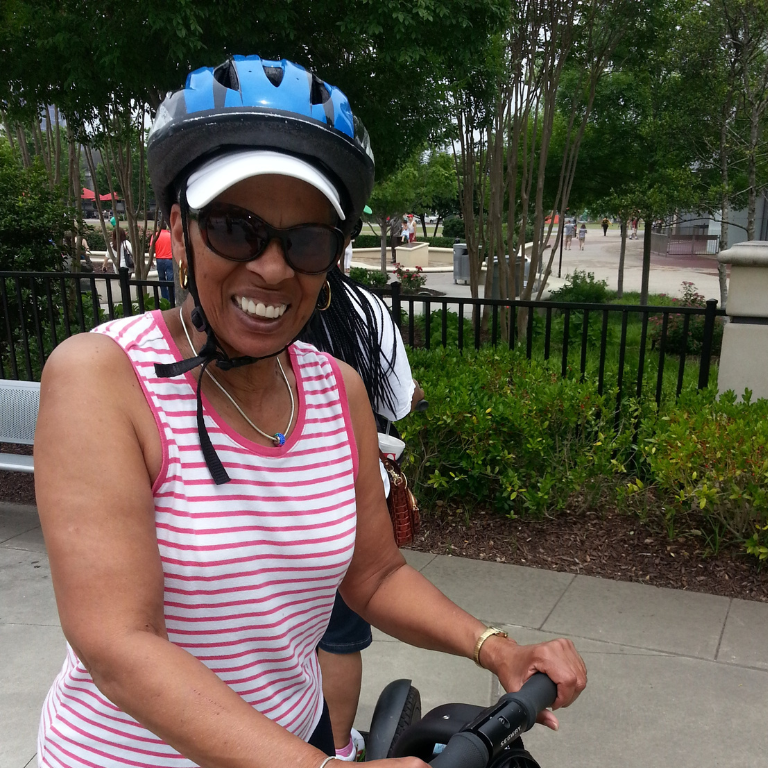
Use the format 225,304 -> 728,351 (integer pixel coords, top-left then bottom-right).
473,626 -> 508,667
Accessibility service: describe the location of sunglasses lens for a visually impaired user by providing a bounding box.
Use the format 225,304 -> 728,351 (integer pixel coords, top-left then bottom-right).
204,209 -> 268,262
199,205 -> 341,273
285,227 -> 340,274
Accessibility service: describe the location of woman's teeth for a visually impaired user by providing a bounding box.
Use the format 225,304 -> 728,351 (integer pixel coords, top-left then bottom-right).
237,296 -> 287,319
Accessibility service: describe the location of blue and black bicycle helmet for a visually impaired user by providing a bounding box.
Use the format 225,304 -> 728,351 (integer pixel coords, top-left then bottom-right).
148,55 -> 375,485
148,54 -> 375,234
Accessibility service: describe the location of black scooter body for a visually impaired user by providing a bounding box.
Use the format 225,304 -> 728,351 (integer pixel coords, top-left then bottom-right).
366,678 -> 548,767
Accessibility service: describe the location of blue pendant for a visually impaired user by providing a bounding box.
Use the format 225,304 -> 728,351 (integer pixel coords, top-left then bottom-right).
274,432 -> 286,446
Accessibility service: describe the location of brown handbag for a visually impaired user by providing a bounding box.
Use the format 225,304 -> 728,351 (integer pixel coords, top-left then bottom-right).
380,452 -> 421,547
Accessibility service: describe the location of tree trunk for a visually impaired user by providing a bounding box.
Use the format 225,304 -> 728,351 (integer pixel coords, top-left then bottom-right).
617,220 -> 627,298
379,217 -> 388,272
84,144 -> 117,267
15,124 -> 31,168
641,216 -> 652,305
53,106 -> 62,187
719,110 -> 730,308
1,110 -> 15,153
747,103 -> 759,240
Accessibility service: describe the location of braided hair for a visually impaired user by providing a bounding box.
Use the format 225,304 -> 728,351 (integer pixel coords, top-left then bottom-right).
300,267 -> 399,417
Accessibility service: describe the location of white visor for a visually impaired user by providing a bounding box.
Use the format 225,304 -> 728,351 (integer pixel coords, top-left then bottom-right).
186,150 -> 345,220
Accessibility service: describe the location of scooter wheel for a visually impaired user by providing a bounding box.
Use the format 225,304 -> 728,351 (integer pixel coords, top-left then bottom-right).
490,741 -> 542,768
386,685 -> 422,758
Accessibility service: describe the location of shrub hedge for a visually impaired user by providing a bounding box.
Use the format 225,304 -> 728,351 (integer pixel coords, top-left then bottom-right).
401,346 -> 768,560
349,266 -> 388,288
352,234 -> 455,249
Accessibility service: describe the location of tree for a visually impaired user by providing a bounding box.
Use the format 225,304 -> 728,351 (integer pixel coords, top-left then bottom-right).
410,151 -> 459,237
1,0 -> 507,276
367,162 -> 418,271
0,136 -> 73,271
441,0 -> 640,340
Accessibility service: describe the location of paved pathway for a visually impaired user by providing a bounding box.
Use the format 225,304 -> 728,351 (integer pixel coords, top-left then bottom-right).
3,502 -> 767,767
419,228 -> 727,302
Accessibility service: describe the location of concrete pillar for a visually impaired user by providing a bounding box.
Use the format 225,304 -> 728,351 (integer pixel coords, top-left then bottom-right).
717,241 -> 768,400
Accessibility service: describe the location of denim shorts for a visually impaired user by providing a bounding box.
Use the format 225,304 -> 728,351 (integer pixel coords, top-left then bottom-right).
318,592 -> 372,654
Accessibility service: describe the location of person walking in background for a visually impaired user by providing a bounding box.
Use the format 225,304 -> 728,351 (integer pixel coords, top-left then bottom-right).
601,217 -> 610,236
578,222 -> 587,250
407,214 -> 416,243
153,225 -> 174,301
564,218 -> 575,250
110,227 -> 133,276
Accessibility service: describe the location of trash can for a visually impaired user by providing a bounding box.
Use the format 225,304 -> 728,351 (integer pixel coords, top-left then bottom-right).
453,242 -> 470,284
490,256 -> 531,298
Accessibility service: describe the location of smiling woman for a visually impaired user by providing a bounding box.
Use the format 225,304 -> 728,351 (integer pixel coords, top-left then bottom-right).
32,55 -> 586,768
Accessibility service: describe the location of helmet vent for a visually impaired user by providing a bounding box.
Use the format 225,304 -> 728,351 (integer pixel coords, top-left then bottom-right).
263,65 -> 285,87
310,75 -> 331,105
213,60 -> 240,91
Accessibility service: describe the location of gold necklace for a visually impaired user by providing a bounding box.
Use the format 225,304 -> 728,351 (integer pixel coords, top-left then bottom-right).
179,307 -> 295,446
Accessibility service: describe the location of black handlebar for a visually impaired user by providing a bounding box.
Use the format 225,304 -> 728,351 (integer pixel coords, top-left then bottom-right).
429,732 -> 488,768
503,672 -> 557,731
428,674 -> 557,768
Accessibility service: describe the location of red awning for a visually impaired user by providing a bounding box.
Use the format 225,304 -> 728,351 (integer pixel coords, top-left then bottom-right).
81,188 -> 117,202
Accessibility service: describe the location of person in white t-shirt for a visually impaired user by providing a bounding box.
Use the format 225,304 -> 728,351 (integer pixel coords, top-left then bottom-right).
300,267 -> 423,761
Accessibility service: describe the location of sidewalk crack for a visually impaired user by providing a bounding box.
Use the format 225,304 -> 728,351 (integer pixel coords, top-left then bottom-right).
537,573 -> 577,630
714,597 -> 733,661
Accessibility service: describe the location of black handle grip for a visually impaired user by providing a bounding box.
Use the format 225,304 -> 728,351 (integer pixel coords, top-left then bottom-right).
502,673 -> 557,731
429,731 -> 488,768
414,399 -> 429,412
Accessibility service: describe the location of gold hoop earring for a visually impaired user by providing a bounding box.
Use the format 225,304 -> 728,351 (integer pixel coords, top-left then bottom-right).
317,280 -> 332,311
178,261 -> 188,289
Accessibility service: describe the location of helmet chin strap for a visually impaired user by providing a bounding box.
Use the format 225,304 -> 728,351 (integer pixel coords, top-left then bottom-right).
154,187 -> 288,485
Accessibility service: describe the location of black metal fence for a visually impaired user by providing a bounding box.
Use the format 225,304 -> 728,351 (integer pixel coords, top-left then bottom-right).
375,282 -> 725,407
0,269 -> 175,381
1,272 -> 725,408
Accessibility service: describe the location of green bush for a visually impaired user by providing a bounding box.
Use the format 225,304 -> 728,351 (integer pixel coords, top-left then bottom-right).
351,234 -> 456,249
401,347 -> 633,516
442,216 -> 465,240
349,267 -> 389,288
0,138 -> 73,271
394,265 -> 427,294
424,236 -> 455,248
636,388 -> 768,542
401,345 -> 768,561
84,226 -> 109,252
648,281 -> 724,356
549,270 -> 610,304
352,234 -> 383,249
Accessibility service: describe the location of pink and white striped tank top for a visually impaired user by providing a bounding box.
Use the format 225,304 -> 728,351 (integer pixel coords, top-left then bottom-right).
38,310 -> 358,768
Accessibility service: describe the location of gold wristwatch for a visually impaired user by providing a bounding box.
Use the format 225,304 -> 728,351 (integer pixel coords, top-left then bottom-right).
473,626 -> 508,667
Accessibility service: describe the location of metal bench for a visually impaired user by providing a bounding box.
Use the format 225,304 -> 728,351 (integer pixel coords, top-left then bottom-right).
0,379 -> 39,473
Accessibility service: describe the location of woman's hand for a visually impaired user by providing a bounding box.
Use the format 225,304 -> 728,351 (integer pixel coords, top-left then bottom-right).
410,379 -> 425,412
480,635 -> 587,731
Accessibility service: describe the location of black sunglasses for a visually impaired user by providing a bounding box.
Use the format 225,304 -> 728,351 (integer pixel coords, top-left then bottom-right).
190,203 -> 345,275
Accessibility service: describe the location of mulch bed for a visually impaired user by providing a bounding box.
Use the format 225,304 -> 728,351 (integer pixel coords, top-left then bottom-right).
409,505 -> 768,603
0,444 -> 36,505
4,442 -> 766,602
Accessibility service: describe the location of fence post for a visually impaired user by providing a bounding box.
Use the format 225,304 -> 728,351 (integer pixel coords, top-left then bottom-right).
697,299 -> 718,389
119,267 -> 133,317
391,280 -> 401,330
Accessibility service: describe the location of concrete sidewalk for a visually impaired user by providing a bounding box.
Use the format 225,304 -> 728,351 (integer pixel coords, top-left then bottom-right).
3,502 -> 768,767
